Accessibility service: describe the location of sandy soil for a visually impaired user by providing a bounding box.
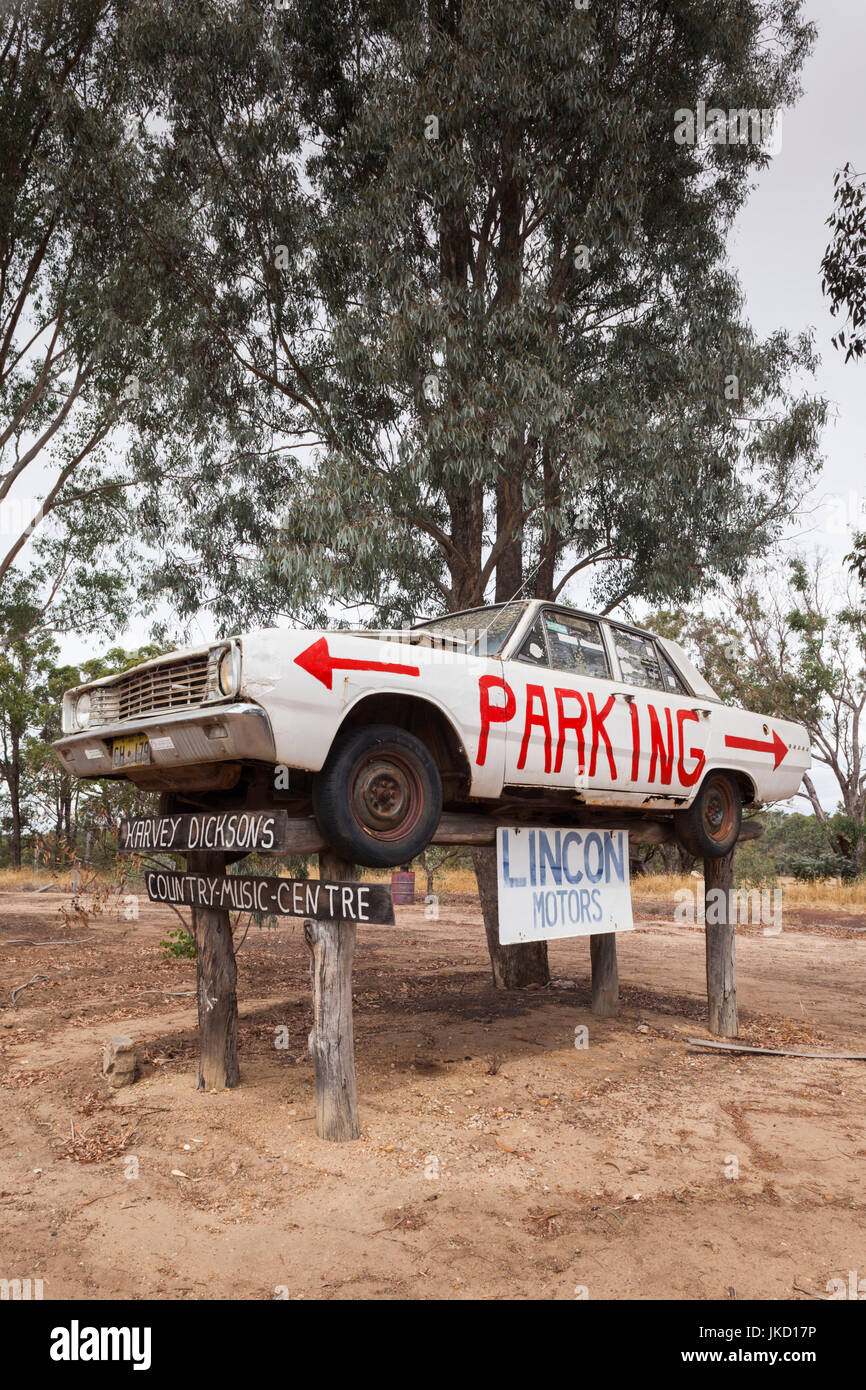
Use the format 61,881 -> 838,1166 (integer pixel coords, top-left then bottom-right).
1,885 -> 864,1301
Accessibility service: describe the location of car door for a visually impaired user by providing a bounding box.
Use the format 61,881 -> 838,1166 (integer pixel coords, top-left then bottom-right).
502,607 -> 632,796
605,624 -> 711,798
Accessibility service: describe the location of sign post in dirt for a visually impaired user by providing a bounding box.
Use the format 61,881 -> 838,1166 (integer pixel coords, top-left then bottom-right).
186,847 -> 240,1091
305,849 -> 362,1142
123,810 -> 387,1130
704,848 -> 738,1037
124,810 -> 293,1094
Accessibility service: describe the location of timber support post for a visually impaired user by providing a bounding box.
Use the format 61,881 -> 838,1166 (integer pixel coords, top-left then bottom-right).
305,849 -> 361,1142
187,848 -> 240,1090
590,932 -> 619,1016
471,845 -> 549,990
704,848 -> 738,1037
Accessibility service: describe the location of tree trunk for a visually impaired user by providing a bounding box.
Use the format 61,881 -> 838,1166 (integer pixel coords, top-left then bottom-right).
8,727 -> 22,869
472,845 -> 549,989
704,849 -> 738,1037
187,849 -> 240,1090
305,849 -> 361,1141
590,932 -> 619,1016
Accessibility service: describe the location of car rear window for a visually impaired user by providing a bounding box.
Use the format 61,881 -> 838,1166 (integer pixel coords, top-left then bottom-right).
610,627 -> 683,692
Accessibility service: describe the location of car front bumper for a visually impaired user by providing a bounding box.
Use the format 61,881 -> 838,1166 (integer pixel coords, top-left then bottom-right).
52,702 -> 277,779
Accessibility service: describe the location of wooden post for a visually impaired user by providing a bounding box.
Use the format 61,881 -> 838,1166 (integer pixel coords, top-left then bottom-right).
590,932 -> 619,1016
704,848 -> 738,1037
187,848 -> 240,1090
471,845 -> 549,990
305,849 -> 361,1142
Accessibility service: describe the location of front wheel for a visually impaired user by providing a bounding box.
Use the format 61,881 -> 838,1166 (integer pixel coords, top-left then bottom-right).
313,723 -> 442,869
674,770 -> 743,859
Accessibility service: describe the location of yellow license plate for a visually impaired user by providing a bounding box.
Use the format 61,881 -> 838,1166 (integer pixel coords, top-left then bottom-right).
112,734 -> 152,769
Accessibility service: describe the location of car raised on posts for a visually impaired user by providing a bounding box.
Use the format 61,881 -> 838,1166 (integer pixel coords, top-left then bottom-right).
53,600 -> 811,867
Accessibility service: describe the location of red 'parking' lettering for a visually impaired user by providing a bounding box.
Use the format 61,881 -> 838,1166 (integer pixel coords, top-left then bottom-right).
553,687 -> 587,774
518,685 -> 552,772
648,704 -> 675,784
587,693 -> 617,780
476,674 -> 516,766
677,708 -> 706,786
629,701 -> 640,781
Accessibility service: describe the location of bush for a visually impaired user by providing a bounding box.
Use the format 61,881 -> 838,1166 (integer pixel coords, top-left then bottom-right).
159,926 -> 196,959
789,852 -> 858,882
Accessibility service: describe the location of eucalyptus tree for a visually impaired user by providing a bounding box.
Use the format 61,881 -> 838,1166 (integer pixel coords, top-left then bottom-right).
0,0 -> 212,648
139,0 -> 825,984
137,0 -> 823,630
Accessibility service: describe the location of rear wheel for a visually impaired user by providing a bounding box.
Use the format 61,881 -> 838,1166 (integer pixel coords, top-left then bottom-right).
313,723 -> 442,869
674,770 -> 742,859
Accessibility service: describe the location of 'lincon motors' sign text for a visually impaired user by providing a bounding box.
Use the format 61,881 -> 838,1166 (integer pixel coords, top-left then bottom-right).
496,826 -> 633,944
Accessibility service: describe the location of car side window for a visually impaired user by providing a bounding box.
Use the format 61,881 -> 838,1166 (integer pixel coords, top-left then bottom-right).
610,627 -> 671,691
515,617 -> 550,666
657,647 -> 688,695
542,611 -> 610,679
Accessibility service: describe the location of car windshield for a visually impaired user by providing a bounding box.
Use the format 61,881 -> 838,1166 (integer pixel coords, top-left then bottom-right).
413,602 -> 526,656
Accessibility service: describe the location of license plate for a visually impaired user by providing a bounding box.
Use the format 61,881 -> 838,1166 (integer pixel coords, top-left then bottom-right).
112,734 -> 152,769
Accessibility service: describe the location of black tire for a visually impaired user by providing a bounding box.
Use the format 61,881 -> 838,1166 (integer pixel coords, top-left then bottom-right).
674,770 -> 743,859
313,723 -> 442,869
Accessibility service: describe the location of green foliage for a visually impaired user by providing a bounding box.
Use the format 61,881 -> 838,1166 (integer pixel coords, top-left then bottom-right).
128,0 -> 824,632
822,163 -> 866,362
789,852 -> 858,883
645,555 -> 866,864
159,926 -> 196,960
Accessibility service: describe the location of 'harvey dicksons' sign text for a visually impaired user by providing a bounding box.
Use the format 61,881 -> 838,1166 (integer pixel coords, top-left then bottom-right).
119,811 -> 288,855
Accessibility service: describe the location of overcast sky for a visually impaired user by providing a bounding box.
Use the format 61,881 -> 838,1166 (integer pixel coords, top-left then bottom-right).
731,0 -> 866,562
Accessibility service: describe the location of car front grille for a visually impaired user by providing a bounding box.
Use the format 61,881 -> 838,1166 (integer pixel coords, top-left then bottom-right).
88,655 -> 210,724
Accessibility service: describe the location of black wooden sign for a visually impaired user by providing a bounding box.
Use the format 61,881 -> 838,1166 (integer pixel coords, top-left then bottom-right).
144,869 -> 395,925
119,811 -> 289,856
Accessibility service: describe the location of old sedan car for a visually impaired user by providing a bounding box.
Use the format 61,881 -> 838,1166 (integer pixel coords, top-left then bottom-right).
53,600 -> 811,867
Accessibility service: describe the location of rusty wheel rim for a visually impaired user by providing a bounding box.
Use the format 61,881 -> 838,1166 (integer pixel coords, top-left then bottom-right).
349,749 -> 424,842
702,776 -> 737,843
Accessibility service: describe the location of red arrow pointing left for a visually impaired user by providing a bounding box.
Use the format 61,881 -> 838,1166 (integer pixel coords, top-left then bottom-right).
724,729 -> 788,770
294,637 -> 421,691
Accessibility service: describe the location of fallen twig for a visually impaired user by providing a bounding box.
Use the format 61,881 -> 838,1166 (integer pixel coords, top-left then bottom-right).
10,972 -> 65,1010
686,1038 -> 866,1061
131,989 -> 196,998
4,938 -> 96,947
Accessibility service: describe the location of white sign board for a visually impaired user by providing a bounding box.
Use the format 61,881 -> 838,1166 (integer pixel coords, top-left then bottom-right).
496,826 -> 634,944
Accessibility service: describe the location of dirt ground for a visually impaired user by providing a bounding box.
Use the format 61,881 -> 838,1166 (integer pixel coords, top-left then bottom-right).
1,883 -> 864,1301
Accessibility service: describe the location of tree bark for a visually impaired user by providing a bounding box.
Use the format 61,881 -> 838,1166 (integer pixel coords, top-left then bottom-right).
704,849 -> 738,1037
590,932 -> 619,1016
305,849 -> 361,1141
471,845 -> 549,989
187,849 -> 240,1090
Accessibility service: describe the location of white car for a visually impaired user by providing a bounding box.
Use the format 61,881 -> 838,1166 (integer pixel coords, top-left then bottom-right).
53,599 -> 811,867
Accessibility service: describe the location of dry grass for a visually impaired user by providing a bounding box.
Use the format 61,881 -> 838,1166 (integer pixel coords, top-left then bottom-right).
0,865 -> 92,891
632,870 -> 866,909
3,862 -> 863,910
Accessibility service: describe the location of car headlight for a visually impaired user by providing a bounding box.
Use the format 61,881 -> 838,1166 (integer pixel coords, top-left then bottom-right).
218,647 -> 237,696
76,692 -> 92,729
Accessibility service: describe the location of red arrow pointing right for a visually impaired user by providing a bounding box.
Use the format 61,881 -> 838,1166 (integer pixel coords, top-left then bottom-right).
724,729 -> 788,770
